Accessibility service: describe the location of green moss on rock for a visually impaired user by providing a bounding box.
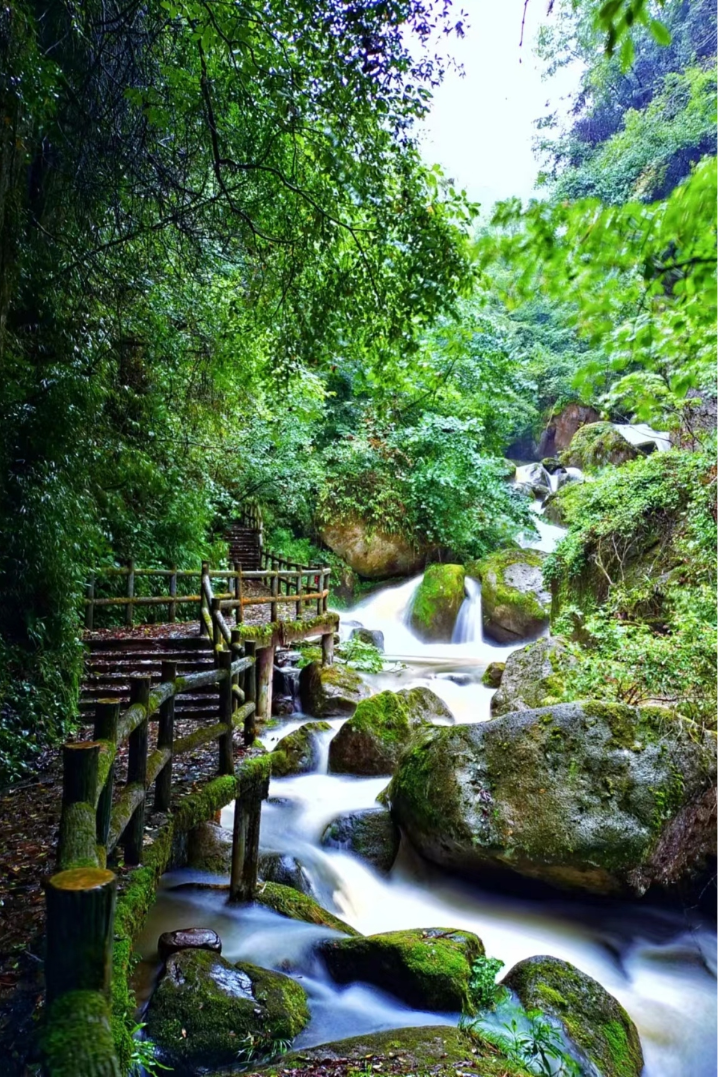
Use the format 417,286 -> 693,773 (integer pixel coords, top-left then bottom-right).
475,549 -> 550,644
319,927 -> 484,1011
491,637 -> 570,716
42,991 -> 120,1077
328,687 -> 453,776
482,662 -> 505,688
409,564 -> 466,641
560,422 -> 639,473
271,721 -> 332,776
321,807 -> 400,874
254,881 -> 360,935
145,950 -> 309,1072
299,661 -> 369,718
503,955 -> 643,1077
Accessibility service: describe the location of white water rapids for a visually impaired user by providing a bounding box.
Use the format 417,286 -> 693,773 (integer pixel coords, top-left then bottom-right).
134,516 -> 717,1077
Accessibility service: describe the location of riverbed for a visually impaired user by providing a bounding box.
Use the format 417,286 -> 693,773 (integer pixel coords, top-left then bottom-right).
134,551 -> 717,1077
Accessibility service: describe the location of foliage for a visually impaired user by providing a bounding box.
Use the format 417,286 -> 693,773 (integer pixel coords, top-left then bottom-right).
336,637 -> 386,674
468,956 -> 507,1011
129,1026 -> 171,1076
464,1003 -> 581,1077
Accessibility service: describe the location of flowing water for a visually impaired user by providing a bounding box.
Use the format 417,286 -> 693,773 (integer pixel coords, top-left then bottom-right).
135,513 -> 717,1076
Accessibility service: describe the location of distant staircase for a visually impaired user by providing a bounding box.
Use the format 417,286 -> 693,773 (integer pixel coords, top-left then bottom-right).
226,523 -> 262,570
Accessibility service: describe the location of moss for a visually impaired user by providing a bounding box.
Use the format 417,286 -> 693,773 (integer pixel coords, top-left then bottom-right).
270,721 -> 332,777
560,422 -> 639,473
246,1024 -> 530,1077
504,956 -> 643,1077
255,881 -> 360,936
409,564 -> 466,641
299,660 -> 368,718
319,927 -> 484,1012
328,688 -> 449,776
482,662 -> 505,688
145,950 -> 309,1071
475,550 -> 550,643
42,991 -> 120,1077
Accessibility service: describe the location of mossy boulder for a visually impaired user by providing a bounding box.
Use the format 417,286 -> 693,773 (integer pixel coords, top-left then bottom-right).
481,661 -> 505,688
186,820 -> 232,875
474,548 -> 550,644
319,927 -> 484,1011
319,513 -> 428,578
270,721 -> 332,776
247,1025 -> 529,1077
514,462 -> 551,498
491,637 -> 571,716
258,853 -> 315,895
409,564 -> 466,641
328,687 -> 453,776
299,661 -> 369,718
321,807 -> 400,874
504,955 -> 643,1077
560,422 -> 639,472
386,701 -> 716,895
349,626 -> 385,651
145,949 -> 309,1073
254,881 -> 360,936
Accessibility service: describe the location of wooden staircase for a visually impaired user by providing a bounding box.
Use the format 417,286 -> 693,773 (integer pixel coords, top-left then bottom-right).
79,635 -> 218,724
226,522 -> 262,570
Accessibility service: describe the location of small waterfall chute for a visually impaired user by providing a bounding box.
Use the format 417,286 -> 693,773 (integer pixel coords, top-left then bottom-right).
452,577 -> 482,644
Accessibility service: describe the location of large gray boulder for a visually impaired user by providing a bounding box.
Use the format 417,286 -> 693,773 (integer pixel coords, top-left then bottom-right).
503,956 -> 643,1077
321,807 -> 400,874
491,637 -> 571,716
319,514 -> 427,578
470,549 -> 550,644
514,462 -> 551,498
299,660 -> 369,717
386,701 -> 716,895
328,687 -> 453,776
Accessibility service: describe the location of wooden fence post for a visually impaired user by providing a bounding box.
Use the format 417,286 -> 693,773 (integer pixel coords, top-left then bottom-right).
243,640 -> 257,745
234,561 -> 243,625
125,559 -> 135,627
124,676 -> 150,865
200,560 -> 210,636
323,568 -> 329,613
94,700 -> 119,846
270,572 -> 279,623
322,631 -> 334,667
211,596 -> 222,649
218,649 -> 234,776
229,797 -> 248,901
295,566 -> 302,621
316,570 -> 323,616
169,565 -> 177,623
154,661 -> 176,812
44,867 -> 117,1003
256,644 -> 274,723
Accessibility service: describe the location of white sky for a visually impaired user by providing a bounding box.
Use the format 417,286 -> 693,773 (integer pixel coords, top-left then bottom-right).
419,0 -> 583,212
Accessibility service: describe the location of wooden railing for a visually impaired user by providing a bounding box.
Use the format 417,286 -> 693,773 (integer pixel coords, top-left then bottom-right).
85,560 -> 331,629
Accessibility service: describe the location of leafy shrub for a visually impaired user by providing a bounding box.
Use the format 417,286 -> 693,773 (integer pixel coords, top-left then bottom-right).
468,955 -> 506,1010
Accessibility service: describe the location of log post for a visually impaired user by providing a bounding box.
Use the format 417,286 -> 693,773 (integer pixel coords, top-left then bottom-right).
85,577 -> 95,631
243,640 -> 257,745
316,570 -> 323,616
270,572 -> 279,623
44,867 -> 117,1003
154,662 -> 176,812
256,643 -> 274,723
169,565 -> 177,623
229,797 -> 248,902
125,559 -> 135,627
94,701 -> 120,846
63,742 -> 100,808
211,596 -> 222,649
124,676 -> 150,865
218,649 -> 234,776
295,565 -> 302,621
242,794 -> 263,899
234,561 -> 243,625
323,568 -> 329,613
322,631 -> 334,667
200,560 -> 210,636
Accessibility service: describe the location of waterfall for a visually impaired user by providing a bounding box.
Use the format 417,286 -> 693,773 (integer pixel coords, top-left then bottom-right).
452,577 -> 482,644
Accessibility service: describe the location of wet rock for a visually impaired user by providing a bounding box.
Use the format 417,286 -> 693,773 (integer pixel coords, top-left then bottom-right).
541,456 -> 562,474
259,853 -> 315,896
319,927 -> 484,1011
481,661 -> 505,689
145,949 -> 309,1073
299,660 -> 369,718
275,650 -> 302,667
270,721 -> 333,776
321,807 -> 400,874
560,421 -> 640,472
186,820 -> 232,875
515,462 -> 551,498
272,695 -> 295,716
349,626 -> 385,652
472,548 -> 550,644
158,927 -> 222,963
254,881 -> 359,936
504,955 -> 643,1077
386,701 -> 716,895
273,664 -> 301,716
491,637 -> 570,716
409,564 -> 466,642
328,687 -> 453,776
319,513 -> 428,578
538,403 -> 601,457
555,466 -> 584,489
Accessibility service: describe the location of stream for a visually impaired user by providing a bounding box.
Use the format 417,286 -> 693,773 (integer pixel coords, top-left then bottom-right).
134,511 -> 717,1077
